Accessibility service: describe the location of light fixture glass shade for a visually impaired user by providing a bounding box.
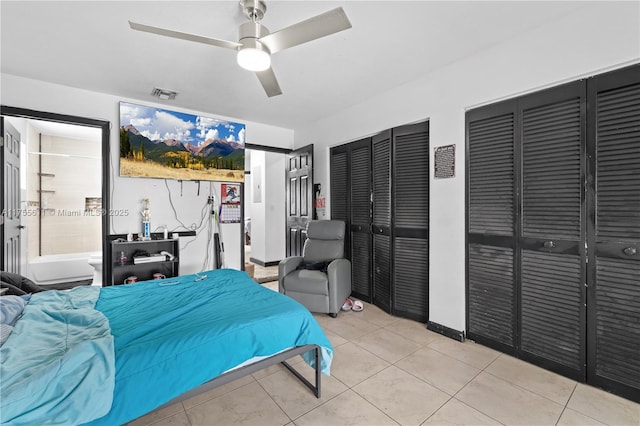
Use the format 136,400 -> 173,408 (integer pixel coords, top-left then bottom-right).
237,47 -> 271,72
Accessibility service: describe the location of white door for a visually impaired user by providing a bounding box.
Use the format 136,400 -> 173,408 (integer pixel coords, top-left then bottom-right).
2,118 -> 22,273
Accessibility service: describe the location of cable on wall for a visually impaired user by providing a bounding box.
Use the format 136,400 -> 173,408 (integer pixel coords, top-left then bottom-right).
164,179 -> 209,232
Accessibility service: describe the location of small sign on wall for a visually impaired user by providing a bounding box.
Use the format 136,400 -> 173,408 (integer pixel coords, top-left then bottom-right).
434,144 -> 456,179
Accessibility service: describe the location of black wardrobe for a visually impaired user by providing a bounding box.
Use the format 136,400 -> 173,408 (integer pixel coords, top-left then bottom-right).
466,64 -> 639,402
331,121 -> 430,322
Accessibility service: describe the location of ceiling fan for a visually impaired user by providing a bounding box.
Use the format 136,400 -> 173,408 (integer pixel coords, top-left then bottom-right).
129,0 -> 352,98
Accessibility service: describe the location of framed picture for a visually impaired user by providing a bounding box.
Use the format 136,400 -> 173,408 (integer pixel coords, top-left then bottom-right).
119,102 -> 245,182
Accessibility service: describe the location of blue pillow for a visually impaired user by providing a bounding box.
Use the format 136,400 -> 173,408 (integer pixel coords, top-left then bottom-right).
0,295 -> 28,326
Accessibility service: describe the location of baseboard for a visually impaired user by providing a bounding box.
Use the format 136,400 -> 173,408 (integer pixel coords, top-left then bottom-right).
427,321 -> 465,342
248,258 -> 280,267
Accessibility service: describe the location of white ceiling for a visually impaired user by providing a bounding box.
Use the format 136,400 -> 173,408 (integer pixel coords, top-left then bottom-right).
1,1 -> 590,130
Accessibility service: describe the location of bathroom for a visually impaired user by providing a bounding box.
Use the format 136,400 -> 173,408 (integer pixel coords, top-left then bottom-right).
17,118 -> 103,287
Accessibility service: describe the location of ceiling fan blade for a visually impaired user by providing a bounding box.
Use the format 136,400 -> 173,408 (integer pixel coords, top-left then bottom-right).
255,67 -> 282,97
259,7 -> 351,54
129,21 -> 242,50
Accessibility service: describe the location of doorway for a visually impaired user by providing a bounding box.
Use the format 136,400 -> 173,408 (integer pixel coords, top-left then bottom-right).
243,146 -> 289,284
1,106 -> 110,287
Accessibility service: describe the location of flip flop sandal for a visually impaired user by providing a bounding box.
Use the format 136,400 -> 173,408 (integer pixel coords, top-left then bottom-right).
352,300 -> 364,312
341,298 -> 354,311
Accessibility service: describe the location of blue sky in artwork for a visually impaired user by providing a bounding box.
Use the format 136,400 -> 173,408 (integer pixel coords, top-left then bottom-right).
119,102 -> 245,147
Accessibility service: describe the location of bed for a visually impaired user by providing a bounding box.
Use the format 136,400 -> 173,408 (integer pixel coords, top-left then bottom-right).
0,269 -> 333,425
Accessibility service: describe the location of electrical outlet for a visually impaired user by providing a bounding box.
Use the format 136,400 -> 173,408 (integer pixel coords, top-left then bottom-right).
207,196 -> 215,204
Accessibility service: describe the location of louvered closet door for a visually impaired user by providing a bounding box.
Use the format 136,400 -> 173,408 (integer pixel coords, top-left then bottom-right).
587,66 -> 640,401
466,101 -> 517,352
350,139 -> 373,301
518,82 -> 586,379
330,146 -> 349,225
372,130 -> 392,313
330,140 -> 373,302
392,121 -> 429,322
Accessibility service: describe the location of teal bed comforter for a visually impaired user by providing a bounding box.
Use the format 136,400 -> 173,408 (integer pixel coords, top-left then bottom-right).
0,286 -> 115,425
1,269 -> 333,425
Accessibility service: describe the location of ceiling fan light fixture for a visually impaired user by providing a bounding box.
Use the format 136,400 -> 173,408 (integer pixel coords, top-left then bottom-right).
129,2 -> 351,97
237,46 -> 271,71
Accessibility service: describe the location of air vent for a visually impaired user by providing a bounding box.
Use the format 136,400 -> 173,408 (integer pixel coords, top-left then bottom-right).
151,87 -> 177,100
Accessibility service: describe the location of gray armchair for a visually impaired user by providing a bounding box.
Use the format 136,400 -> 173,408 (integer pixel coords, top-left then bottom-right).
278,220 -> 351,317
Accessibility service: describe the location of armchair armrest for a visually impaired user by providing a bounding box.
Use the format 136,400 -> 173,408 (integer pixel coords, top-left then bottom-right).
326,258 -> 352,314
278,256 -> 303,293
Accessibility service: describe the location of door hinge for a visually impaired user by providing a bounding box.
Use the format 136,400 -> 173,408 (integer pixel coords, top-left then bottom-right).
0,136 -> 4,147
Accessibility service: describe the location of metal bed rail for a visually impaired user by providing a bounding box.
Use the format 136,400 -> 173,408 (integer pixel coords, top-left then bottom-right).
157,344 -> 322,410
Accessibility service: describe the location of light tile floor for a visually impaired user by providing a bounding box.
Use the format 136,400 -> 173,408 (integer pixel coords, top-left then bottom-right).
245,244 -> 279,283
252,264 -> 278,283
129,282 -> 640,426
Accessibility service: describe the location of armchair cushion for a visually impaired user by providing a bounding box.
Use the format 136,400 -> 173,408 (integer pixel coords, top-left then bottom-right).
281,270 -> 328,295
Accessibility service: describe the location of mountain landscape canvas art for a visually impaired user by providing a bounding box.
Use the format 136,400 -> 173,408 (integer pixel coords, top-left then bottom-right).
119,102 -> 245,182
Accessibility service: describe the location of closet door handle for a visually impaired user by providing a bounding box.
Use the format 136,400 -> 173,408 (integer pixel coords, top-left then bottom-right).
543,241 -> 556,249
623,247 -> 637,256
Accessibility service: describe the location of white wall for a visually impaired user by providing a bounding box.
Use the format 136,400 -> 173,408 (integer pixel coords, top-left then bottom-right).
263,151 -> 286,264
243,149 -> 253,234
294,2 -> 640,332
1,74 -> 295,275
249,150 -> 266,263
246,150 -> 286,265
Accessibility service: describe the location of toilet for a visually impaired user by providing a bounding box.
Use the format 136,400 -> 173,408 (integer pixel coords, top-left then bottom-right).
88,253 -> 103,287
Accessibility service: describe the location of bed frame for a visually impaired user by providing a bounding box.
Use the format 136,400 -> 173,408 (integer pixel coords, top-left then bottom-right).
158,344 -> 322,410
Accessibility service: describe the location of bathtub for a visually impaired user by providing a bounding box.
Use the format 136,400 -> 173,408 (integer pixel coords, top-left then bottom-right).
28,251 -> 100,286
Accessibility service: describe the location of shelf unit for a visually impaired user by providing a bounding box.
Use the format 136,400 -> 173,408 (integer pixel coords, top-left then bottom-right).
107,237 -> 180,286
